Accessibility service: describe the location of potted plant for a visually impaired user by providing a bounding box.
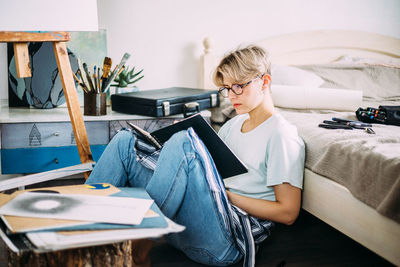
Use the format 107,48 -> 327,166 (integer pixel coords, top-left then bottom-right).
111,66 -> 144,94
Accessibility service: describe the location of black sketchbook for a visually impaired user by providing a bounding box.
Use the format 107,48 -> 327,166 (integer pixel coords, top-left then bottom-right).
127,114 -> 248,178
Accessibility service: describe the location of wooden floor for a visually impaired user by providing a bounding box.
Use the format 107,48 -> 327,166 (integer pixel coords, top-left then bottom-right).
149,210 -> 394,267
0,179 -> 395,266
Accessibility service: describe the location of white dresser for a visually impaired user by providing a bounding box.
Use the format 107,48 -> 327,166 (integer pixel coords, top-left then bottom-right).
0,101 -> 209,175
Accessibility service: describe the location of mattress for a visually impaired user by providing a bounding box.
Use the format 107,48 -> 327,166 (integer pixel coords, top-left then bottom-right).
279,105 -> 400,223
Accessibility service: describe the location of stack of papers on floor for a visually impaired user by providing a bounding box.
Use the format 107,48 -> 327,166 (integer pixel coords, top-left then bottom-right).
0,183 -> 184,253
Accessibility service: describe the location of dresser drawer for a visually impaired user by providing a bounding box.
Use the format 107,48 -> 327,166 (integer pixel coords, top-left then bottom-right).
1,121 -> 109,149
1,145 -> 106,174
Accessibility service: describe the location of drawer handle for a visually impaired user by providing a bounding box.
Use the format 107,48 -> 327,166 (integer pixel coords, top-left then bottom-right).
54,132 -> 60,136
54,158 -> 59,164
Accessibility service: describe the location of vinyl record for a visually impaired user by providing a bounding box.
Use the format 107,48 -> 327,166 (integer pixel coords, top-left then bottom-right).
12,194 -> 79,215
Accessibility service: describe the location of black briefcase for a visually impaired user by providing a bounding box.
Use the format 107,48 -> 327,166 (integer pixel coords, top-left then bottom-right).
111,87 -> 219,117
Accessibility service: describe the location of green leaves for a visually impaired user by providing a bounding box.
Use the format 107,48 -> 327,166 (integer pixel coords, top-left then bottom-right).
112,66 -> 144,88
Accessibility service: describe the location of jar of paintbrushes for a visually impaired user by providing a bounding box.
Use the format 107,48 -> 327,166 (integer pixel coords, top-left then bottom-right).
73,53 -> 131,116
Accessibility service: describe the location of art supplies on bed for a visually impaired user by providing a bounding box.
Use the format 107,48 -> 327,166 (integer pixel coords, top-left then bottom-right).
127,113 -> 248,178
321,105 -> 400,132
111,87 -> 220,117
331,117 -> 372,128
356,106 -> 400,126
318,122 -> 353,130
318,117 -> 375,134
271,85 -> 362,111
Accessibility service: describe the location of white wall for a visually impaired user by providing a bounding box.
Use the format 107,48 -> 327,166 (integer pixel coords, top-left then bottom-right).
1,0 -> 399,99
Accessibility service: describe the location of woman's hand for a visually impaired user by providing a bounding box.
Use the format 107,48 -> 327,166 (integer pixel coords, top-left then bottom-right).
226,183 -> 301,225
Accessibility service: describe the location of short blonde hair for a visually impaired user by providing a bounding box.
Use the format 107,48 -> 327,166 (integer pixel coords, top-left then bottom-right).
213,45 -> 271,87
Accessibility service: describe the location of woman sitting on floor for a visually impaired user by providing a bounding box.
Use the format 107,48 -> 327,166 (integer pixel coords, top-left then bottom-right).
86,45 -> 305,267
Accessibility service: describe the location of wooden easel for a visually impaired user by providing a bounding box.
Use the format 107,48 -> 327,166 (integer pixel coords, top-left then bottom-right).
0,31 -> 93,179
0,32 -> 148,266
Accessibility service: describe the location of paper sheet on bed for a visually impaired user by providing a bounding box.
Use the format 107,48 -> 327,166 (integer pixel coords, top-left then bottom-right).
0,192 -> 153,225
271,85 -> 362,111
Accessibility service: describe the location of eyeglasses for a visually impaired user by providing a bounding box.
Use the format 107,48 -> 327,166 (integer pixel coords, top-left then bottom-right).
218,74 -> 263,98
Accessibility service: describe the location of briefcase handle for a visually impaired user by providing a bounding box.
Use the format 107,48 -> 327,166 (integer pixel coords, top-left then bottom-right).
183,102 -> 200,118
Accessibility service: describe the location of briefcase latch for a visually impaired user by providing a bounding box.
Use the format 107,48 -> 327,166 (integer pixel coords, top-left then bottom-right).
183,102 -> 200,118
210,94 -> 217,107
162,102 -> 170,116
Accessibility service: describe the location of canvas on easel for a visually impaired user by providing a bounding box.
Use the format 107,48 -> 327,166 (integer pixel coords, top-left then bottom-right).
0,31 -> 94,180
7,29 -> 107,108
7,42 -> 78,108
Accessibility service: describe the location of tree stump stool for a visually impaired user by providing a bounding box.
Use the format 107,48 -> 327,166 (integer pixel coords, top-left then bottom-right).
8,240 -> 134,267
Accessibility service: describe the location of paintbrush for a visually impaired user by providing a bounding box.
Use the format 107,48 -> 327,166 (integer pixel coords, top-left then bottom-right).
77,59 -> 90,93
72,72 -> 89,94
104,64 -> 119,92
103,53 -> 131,93
77,69 -> 89,93
83,63 -> 95,93
102,64 -> 119,92
116,65 -> 125,77
93,73 -> 98,93
97,66 -> 101,93
72,71 -> 80,84
101,57 -> 112,90
93,65 -> 98,93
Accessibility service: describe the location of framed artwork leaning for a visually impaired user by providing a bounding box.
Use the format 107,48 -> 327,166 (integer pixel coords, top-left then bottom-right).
7,29 -> 107,108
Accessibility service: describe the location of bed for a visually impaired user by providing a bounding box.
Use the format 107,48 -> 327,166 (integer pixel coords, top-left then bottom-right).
199,30 -> 400,266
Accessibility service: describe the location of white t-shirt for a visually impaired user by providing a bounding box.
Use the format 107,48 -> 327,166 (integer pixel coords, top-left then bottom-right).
218,113 -> 305,201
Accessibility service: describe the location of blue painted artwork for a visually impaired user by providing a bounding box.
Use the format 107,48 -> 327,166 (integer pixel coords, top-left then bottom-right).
7,30 -> 107,109
8,42 -> 78,108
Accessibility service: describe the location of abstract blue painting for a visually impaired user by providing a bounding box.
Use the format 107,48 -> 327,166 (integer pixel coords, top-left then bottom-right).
7,29 -> 107,108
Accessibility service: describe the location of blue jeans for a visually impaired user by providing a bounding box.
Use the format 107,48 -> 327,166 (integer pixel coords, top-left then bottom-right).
86,130 -> 241,266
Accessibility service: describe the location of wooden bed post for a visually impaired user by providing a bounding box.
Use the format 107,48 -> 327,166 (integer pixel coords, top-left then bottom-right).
200,37 -> 217,90
0,31 -> 94,179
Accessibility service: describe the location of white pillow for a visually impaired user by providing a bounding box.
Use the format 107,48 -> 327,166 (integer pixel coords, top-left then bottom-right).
334,55 -> 400,66
271,65 -> 325,88
271,84 -> 362,111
